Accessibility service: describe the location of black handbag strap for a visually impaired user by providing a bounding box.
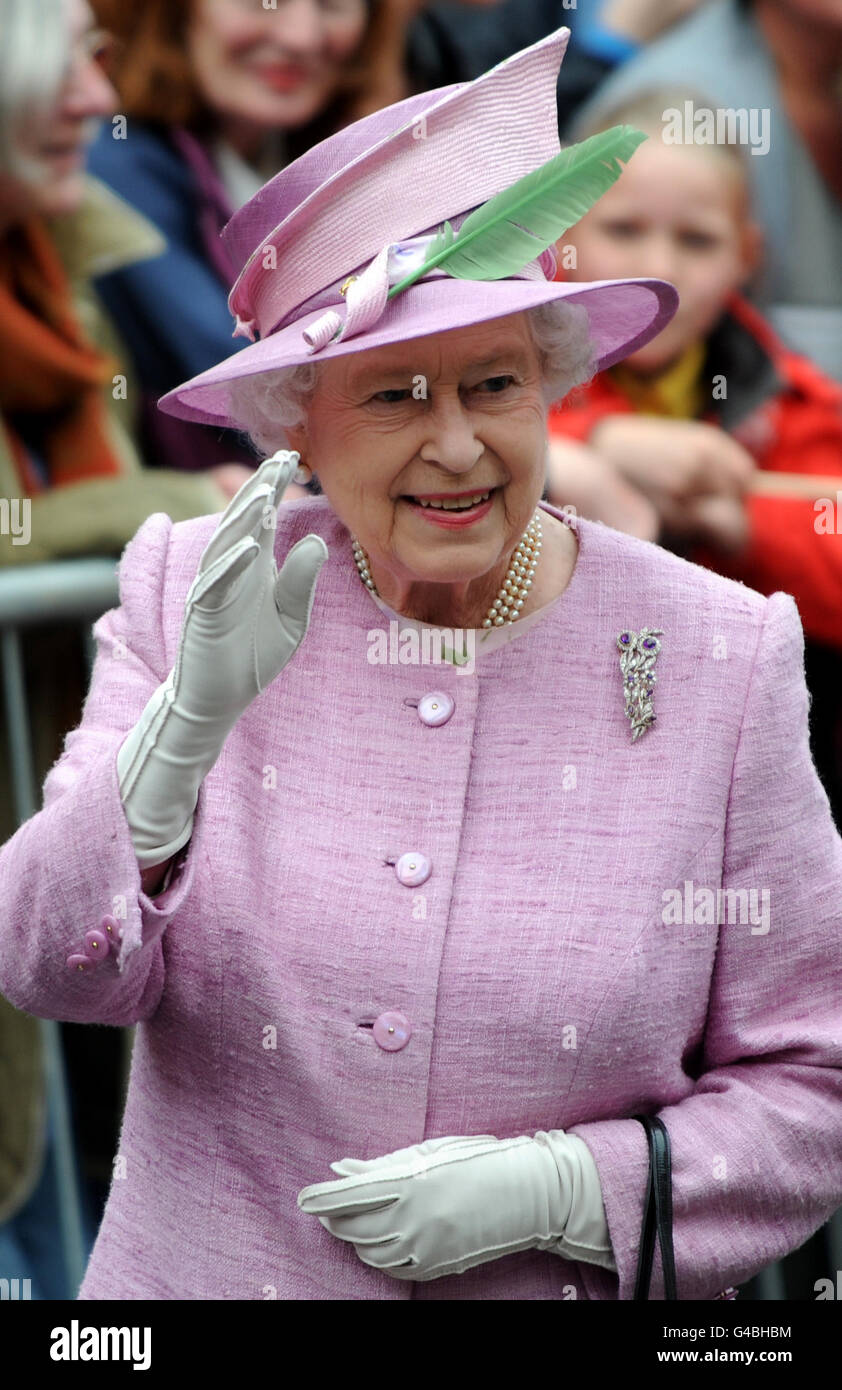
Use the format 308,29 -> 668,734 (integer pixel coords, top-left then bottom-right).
633,1114 -> 678,1300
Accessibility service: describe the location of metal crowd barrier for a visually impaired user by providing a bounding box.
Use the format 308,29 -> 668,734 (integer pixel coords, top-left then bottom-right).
0,557 -> 839,1301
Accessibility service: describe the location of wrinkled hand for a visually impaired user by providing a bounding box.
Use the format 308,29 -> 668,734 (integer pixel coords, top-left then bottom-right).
591,415 -> 756,516
545,437 -> 660,540
297,1133 -> 575,1282
667,492 -> 751,553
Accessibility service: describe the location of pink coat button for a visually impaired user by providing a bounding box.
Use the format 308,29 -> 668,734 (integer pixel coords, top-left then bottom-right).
101,915 -> 122,948
417,691 -> 454,727
372,1011 -> 411,1051
84,928 -> 109,961
394,852 -> 431,887
66,953 -> 94,973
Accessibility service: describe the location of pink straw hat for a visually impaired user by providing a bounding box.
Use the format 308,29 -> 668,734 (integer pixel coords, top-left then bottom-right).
158,25 -> 678,432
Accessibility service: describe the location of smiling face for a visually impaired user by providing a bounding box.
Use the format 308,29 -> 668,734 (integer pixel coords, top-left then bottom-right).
187,0 -> 369,135
0,0 -> 115,224
564,135 -> 761,375
284,312 -> 554,626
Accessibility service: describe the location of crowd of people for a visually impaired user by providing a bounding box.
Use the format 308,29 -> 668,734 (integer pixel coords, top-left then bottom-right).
1,0 -> 840,1301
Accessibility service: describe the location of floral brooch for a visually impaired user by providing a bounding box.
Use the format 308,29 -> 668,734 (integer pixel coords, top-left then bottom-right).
617,628 -> 663,742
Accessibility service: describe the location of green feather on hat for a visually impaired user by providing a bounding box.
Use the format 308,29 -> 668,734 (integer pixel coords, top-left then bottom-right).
387,125 -> 647,300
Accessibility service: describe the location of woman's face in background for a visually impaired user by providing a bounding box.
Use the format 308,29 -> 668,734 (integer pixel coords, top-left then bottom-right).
0,0 -> 115,224
187,0 -> 369,134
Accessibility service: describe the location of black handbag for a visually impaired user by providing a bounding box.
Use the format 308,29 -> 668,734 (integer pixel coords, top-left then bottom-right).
633,1114 -> 678,1300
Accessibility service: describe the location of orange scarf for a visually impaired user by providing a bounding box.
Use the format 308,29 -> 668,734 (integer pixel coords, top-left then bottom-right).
0,219 -> 123,494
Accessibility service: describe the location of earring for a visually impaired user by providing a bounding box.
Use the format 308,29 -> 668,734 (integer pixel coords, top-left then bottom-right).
294,462 -> 312,486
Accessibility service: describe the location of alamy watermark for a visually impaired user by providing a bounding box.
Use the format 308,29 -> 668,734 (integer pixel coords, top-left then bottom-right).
0,497 -> 30,546
367,621 -> 476,675
662,101 -> 770,156
0,1277 -> 31,1299
662,880 -> 770,935
814,493 -> 842,534
50,1321 -> 151,1370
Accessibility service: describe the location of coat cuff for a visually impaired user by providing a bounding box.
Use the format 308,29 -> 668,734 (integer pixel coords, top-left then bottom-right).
112,741 -> 202,975
567,1118 -> 651,1299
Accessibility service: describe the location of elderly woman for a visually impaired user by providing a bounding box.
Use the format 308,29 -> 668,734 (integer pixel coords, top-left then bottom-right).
1,27 -> 841,1302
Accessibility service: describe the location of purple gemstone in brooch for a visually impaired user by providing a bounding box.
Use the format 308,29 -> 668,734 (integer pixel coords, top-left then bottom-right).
616,628 -> 663,742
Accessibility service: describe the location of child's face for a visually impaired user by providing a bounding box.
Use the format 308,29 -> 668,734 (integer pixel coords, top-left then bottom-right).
564,137 -> 760,374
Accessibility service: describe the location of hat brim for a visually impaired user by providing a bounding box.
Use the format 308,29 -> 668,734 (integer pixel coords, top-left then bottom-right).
158,275 -> 678,431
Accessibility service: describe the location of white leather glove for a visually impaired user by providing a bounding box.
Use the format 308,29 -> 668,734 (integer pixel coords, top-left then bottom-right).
297,1130 -> 616,1281
117,450 -> 328,867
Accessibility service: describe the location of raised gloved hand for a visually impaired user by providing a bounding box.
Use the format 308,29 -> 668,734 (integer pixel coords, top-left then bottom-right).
117,450 -> 328,867
297,1130 -> 616,1282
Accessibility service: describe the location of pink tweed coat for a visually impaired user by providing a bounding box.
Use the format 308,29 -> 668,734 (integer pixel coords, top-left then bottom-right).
1,496 -> 841,1301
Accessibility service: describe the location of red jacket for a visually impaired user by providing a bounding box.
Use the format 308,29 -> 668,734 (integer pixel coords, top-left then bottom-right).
549,294 -> 842,650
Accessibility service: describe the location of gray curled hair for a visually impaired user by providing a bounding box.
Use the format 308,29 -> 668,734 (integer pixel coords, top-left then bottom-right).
0,0 -> 69,179
228,300 -> 596,460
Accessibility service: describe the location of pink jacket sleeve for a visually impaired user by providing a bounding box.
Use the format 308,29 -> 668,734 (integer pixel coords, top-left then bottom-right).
0,511 -> 206,1027
569,590 -> 842,1299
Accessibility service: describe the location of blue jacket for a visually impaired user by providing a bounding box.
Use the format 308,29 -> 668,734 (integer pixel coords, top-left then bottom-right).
88,122 -> 254,471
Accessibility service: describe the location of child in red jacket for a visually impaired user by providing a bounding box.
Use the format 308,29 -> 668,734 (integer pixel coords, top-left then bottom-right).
547,87 -> 842,655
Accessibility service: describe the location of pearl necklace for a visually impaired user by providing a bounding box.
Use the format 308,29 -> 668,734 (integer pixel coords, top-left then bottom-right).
350,509 -> 543,628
